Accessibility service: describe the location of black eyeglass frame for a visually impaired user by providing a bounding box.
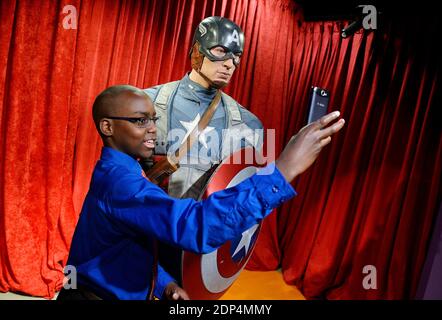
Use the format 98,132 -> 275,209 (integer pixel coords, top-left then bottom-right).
105,116 -> 160,128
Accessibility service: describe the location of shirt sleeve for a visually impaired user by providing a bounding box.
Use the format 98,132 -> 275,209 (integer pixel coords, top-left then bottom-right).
154,263 -> 175,299
106,162 -> 296,254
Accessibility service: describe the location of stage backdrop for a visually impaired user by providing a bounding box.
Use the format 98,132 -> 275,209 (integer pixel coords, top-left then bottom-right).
0,0 -> 440,299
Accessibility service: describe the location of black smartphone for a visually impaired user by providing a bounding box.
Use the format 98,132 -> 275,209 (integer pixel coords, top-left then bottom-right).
307,86 -> 330,124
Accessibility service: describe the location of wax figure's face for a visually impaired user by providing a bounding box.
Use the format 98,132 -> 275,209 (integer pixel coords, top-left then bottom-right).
102,93 -> 157,159
200,46 -> 238,88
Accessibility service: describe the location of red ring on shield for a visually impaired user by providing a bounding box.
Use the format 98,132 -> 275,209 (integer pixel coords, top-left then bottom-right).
181,147 -> 266,300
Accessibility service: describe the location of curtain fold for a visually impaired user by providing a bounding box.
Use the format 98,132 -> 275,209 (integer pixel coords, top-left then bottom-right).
0,0 -> 440,300
278,15 -> 441,299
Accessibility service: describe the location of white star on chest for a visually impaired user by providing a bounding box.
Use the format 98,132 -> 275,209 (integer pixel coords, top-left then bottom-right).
180,114 -> 215,149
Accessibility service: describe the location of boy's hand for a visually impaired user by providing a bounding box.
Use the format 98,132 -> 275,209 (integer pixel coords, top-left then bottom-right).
164,282 -> 190,300
275,111 -> 345,182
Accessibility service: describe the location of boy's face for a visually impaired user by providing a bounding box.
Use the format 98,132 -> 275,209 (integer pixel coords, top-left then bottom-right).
104,93 -> 157,159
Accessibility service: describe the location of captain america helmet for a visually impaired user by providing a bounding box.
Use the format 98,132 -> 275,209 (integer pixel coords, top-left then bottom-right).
190,16 -> 245,67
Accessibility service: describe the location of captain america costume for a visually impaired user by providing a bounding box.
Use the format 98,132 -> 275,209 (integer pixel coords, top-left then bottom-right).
144,74 -> 265,288
144,73 -> 264,199
145,17 -> 263,299
142,17 -> 267,295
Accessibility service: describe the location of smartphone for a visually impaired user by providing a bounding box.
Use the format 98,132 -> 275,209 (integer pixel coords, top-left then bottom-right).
307,86 -> 330,124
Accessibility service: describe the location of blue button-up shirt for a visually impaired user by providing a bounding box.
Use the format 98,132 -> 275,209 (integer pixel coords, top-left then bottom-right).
67,147 -> 296,300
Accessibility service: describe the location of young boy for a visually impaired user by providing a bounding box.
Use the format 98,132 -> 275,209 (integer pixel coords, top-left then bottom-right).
58,85 -> 345,300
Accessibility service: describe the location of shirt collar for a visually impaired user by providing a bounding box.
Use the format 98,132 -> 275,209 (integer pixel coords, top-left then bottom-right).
179,73 -> 218,103
100,147 -> 144,175
182,73 -> 217,93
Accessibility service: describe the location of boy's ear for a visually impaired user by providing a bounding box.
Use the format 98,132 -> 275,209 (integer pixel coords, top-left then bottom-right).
99,119 -> 113,137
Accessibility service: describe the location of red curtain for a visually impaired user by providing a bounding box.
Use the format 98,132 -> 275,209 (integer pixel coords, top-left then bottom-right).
274,15 -> 442,299
0,0 -> 300,299
0,0 -> 440,300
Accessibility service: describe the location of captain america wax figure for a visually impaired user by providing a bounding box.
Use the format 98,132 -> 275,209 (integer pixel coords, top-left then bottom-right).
144,16 -> 262,200
58,85 -> 345,300
143,17 -> 266,293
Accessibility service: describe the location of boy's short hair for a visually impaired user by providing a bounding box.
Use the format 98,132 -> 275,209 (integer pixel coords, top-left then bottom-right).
92,85 -> 149,133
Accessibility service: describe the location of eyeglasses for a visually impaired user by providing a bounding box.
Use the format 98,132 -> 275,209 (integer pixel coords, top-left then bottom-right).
106,116 -> 160,128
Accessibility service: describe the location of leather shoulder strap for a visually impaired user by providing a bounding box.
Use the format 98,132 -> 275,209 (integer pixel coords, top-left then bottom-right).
154,81 -> 180,110
153,81 -> 180,154
221,92 -> 242,126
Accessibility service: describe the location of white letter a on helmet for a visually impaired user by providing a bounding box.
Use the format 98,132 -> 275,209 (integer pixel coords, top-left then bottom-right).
231,30 -> 240,46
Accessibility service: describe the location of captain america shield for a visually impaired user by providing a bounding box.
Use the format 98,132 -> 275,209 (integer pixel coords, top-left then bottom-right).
181,147 -> 267,300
